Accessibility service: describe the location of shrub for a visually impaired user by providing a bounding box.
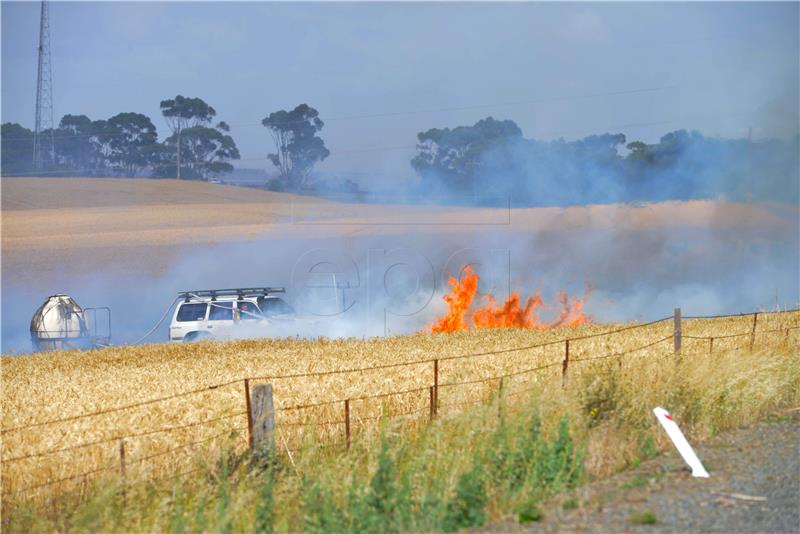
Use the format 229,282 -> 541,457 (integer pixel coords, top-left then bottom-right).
302,479 -> 346,533
253,467 -> 275,533
443,460 -> 487,532
363,437 -> 412,532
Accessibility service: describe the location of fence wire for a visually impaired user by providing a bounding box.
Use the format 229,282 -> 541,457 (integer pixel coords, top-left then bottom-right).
1,379 -> 243,435
3,308 -> 797,499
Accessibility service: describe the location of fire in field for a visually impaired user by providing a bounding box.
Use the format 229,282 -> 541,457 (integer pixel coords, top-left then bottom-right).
431,266 -> 589,332
2,1 -> 799,532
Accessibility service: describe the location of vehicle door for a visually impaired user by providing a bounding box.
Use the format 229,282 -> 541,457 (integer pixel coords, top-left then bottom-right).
235,300 -> 267,334
207,301 -> 236,339
171,302 -> 209,341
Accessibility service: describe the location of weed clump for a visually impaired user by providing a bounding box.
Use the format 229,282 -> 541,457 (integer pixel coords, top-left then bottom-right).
443,461 -> 486,531
628,510 -> 658,525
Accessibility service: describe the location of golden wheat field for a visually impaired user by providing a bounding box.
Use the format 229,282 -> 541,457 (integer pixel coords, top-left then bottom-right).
1,310 -> 798,503
3,177 -> 795,288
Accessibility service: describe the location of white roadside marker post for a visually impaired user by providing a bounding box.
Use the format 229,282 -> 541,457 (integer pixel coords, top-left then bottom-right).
653,407 -> 710,478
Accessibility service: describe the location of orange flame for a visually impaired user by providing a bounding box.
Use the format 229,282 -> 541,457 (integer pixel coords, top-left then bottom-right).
430,266 -> 479,333
431,266 -> 590,333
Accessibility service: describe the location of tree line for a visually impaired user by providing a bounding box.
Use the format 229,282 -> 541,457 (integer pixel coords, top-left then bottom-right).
1,95 -> 243,180
411,117 -> 798,205
2,97 -> 796,205
0,96 -> 331,186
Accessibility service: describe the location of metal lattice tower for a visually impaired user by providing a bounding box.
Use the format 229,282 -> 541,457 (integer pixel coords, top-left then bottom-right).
33,0 -> 54,170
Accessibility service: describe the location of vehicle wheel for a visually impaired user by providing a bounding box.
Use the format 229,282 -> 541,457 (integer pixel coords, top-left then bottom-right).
183,331 -> 212,342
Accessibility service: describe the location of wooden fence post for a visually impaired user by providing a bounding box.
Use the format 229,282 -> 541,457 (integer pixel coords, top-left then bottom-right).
344,399 -> 351,450
709,337 -> 714,356
498,377 -> 504,422
244,379 -> 254,449
561,339 -> 570,388
433,359 -> 439,415
674,307 -> 682,355
119,439 -> 127,500
248,383 -> 275,453
750,312 -> 758,351
429,386 -> 435,421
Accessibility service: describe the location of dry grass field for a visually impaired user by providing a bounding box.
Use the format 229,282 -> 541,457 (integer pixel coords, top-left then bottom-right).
2,177 -> 795,286
2,310 -> 798,504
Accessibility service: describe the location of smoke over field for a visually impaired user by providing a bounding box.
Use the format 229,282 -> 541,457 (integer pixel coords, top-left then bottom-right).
1,178 -> 797,353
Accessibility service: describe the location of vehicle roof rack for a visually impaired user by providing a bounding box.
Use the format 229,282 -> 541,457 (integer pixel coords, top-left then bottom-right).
178,287 -> 285,301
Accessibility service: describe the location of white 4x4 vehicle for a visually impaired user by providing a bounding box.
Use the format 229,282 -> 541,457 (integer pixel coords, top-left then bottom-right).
169,287 -> 295,342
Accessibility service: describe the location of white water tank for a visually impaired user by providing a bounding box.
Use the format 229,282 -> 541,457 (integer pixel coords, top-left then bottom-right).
30,294 -> 90,351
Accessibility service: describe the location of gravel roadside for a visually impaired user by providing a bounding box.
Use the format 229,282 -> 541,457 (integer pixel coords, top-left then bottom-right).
489,412 -> 800,533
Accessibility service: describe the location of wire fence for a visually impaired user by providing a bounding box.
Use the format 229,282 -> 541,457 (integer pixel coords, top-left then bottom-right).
2,308 -> 798,498
0,379 -> 242,435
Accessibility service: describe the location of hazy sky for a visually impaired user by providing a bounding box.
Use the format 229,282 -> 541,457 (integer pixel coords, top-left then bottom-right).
2,1 -> 798,185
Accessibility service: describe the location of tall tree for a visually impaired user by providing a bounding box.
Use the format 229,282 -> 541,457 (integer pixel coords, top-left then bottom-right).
143,143 -> 178,179
161,121 -> 240,180
106,112 -> 158,177
262,104 -> 330,191
160,95 -> 217,179
54,114 -> 110,174
1,123 -> 34,175
412,117 -> 523,193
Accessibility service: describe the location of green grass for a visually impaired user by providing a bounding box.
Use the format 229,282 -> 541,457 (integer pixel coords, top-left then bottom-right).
639,435 -> 658,459
621,474 -> 648,490
517,507 -> 544,524
628,510 -> 658,525
562,498 -> 579,510
4,395 -> 584,534
765,413 -> 795,424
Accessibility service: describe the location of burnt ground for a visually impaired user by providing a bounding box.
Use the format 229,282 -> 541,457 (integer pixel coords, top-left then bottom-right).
487,411 -> 800,534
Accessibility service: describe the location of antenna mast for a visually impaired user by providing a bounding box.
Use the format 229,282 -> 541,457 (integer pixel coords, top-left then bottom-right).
33,0 -> 55,170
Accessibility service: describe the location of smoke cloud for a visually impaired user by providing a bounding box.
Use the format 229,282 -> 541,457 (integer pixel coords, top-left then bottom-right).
2,198 -> 797,354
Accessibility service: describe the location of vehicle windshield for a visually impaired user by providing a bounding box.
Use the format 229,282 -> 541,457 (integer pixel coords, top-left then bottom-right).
257,297 -> 294,317
176,303 -> 208,322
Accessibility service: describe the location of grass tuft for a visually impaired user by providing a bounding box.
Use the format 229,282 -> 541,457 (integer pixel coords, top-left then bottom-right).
561,498 -> 579,511
517,507 -> 544,524
628,510 -> 658,525
621,475 -> 648,490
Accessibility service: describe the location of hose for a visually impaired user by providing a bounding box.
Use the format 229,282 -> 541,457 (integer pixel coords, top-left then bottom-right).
133,297 -> 181,344
134,293 -> 268,345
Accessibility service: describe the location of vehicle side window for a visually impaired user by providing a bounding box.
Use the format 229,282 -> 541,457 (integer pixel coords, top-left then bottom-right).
237,301 -> 260,321
176,303 -> 208,322
208,301 -> 233,321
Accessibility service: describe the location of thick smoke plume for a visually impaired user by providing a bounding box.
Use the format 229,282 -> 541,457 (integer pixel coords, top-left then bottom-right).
403,119 -> 800,208
2,203 -> 797,355
2,120 -> 798,354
